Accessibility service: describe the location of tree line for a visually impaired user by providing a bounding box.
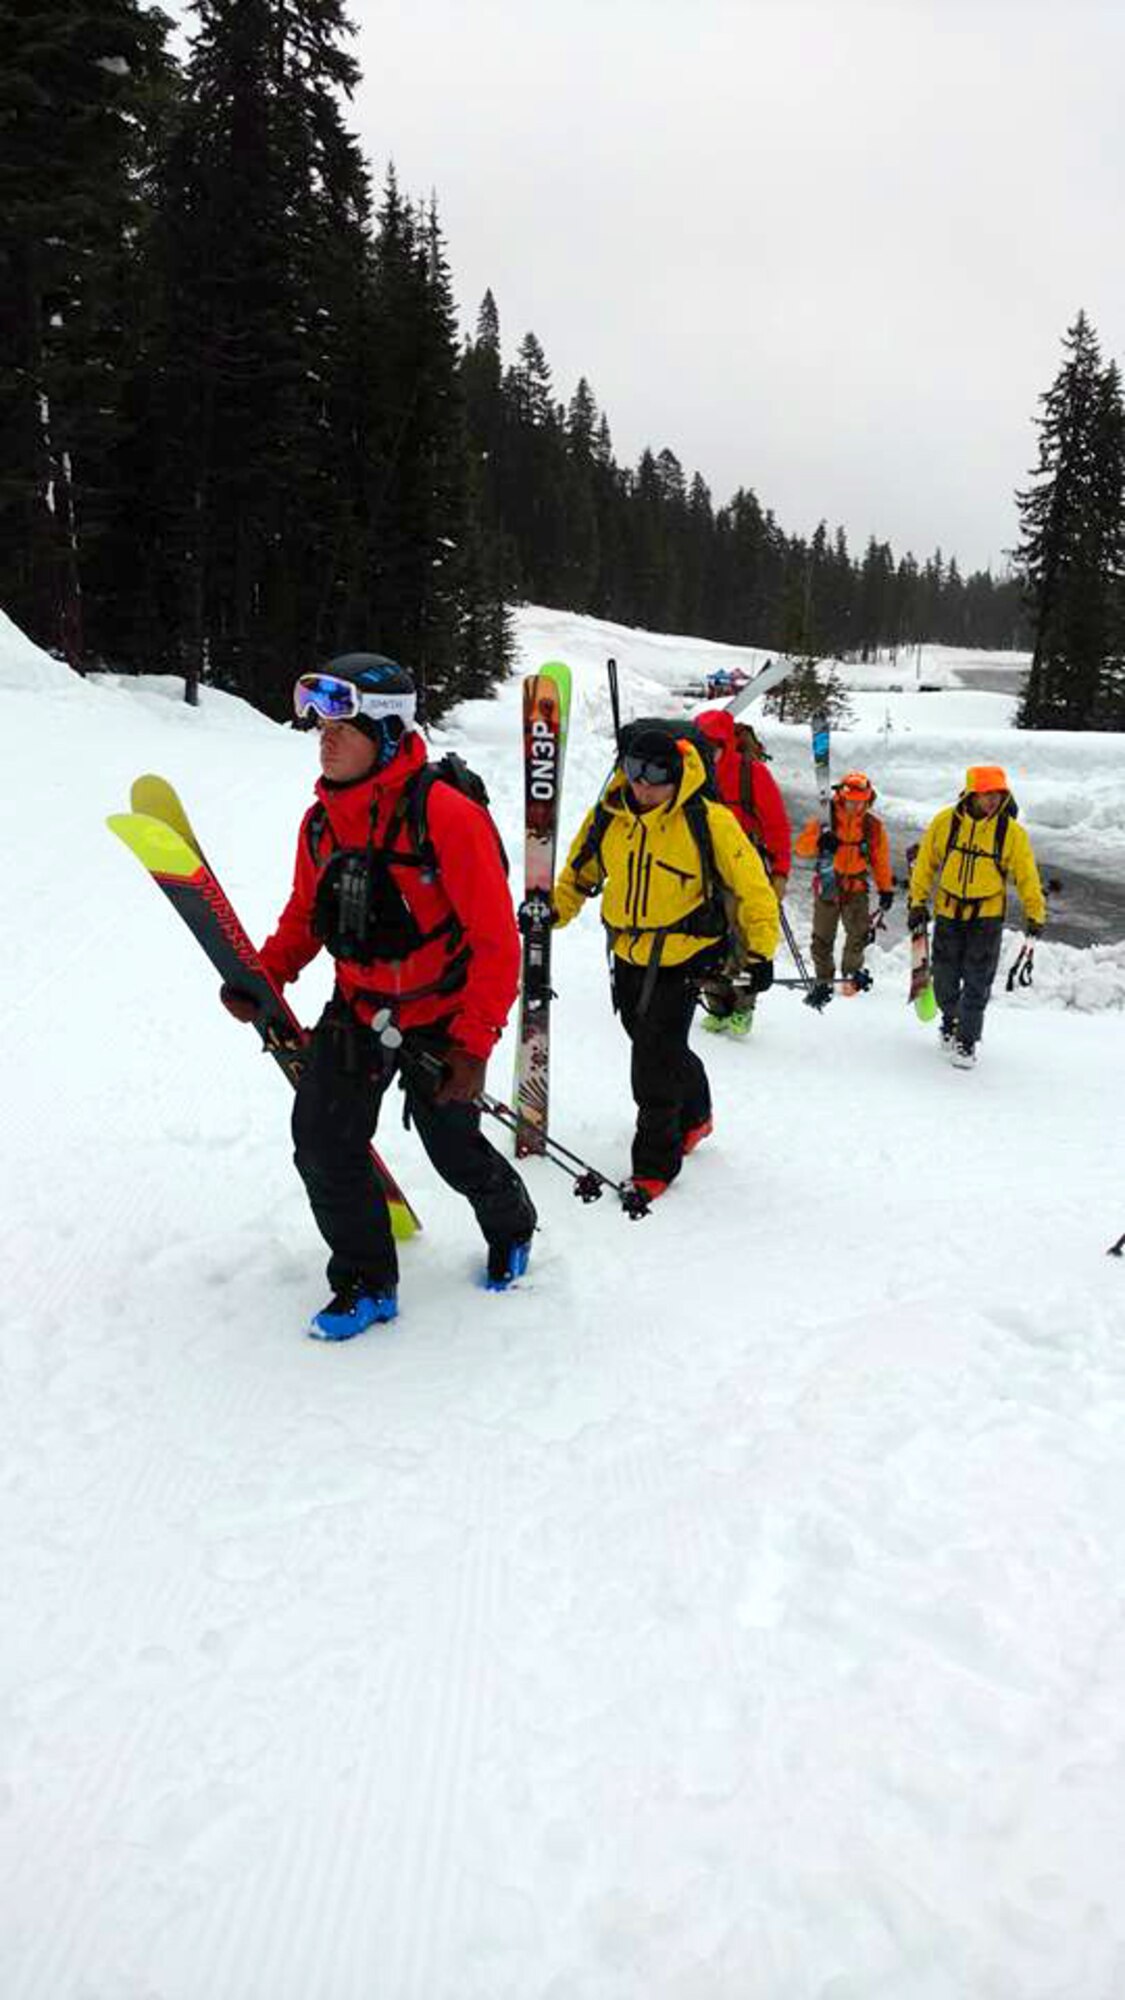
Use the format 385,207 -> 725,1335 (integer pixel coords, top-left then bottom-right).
1,0 -> 1069,728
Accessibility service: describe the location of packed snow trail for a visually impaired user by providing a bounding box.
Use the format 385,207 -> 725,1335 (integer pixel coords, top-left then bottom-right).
2,606 -> 1124,1998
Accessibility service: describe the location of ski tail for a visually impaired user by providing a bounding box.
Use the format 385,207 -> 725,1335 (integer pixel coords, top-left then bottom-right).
726,654 -> 797,717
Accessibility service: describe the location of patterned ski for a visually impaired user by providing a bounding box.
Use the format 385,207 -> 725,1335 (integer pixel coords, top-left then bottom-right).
107,795 -> 420,1240
809,710 -> 837,903
513,662 -> 572,1156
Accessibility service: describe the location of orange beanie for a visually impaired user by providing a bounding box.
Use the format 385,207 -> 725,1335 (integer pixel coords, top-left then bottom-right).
965,764 -> 1009,794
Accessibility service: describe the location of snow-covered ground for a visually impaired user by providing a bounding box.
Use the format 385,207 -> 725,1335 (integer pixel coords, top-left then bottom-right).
2,605 -> 1123,1998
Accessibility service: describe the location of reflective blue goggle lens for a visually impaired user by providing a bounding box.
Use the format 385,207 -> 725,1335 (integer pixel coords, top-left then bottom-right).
624,752 -> 675,786
293,674 -> 360,722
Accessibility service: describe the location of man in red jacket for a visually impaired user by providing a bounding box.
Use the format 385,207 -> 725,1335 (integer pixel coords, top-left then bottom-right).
221,652 -> 535,1339
693,707 -> 792,1036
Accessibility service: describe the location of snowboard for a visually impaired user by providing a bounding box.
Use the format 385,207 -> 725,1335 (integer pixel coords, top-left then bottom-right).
108,778 -> 420,1240
905,842 -> 938,1022
513,663 -> 572,1157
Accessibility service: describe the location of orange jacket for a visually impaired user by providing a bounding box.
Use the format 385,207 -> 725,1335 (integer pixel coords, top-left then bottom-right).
795,801 -> 892,896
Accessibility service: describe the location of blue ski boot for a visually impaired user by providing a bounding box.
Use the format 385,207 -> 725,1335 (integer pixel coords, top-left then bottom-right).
484,1237 -> 532,1292
308,1282 -> 398,1341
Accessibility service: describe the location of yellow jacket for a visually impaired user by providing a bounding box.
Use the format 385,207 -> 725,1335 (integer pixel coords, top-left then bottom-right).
909,797 -> 1045,924
553,743 -> 780,967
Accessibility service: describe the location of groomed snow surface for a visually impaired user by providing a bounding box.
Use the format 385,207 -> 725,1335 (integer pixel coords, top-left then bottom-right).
2,607 -> 1124,1999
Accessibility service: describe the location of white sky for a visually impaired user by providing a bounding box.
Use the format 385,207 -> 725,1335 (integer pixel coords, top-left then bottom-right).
170,0 -> 1125,575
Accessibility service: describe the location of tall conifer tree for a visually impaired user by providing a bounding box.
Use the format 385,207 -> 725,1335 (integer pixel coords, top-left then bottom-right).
139,0 -> 370,706
0,0 -> 174,664
1016,311 -> 1125,729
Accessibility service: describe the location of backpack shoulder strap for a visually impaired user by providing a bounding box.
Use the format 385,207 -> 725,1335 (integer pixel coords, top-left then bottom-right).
993,801 -> 1014,875
686,794 -> 719,898
570,795 -> 613,885
942,804 -> 965,864
305,800 -> 333,865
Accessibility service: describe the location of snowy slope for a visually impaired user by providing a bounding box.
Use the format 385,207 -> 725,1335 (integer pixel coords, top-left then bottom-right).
2,607 -> 1124,1999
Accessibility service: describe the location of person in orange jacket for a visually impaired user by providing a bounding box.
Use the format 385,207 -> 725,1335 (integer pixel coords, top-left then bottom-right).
794,770 -> 893,1004
219,652 -> 535,1338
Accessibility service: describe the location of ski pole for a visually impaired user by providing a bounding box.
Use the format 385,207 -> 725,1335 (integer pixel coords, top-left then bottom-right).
607,656 -> 622,755
777,903 -> 813,991
372,1013 -> 652,1219
1006,877 -> 1060,992
1005,941 -> 1034,991
472,1089 -> 652,1217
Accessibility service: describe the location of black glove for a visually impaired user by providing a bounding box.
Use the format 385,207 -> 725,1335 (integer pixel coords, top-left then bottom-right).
878,889 -> 894,912
907,906 -> 928,936
744,957 -> 774,995
816,829 -> 839,858
220,983 -> 260,1024
1024,918 -> 1043,938
433,1043 -> 487,1105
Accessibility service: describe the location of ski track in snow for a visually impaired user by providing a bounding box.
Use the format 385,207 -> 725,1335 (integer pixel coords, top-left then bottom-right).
2,611 -> 1125,1997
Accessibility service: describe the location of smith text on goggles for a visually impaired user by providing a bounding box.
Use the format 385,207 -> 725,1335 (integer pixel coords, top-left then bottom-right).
294,672 -> 417,730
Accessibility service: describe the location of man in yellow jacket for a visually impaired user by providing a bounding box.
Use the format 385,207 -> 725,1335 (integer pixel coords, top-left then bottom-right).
553,728 -> 779,1198
908,763 -> 1045,1069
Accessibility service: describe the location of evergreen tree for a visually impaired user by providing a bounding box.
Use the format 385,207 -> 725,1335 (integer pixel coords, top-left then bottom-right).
0,0 -> 175,664
137,0 -> 371,707
559,376 -> 601,607
502,331 -> 569,601
1015,311 -> 1125,729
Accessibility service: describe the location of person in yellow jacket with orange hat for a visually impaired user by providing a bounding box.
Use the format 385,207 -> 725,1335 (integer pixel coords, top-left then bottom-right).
794,770 -> 894,1004
908,764 -> 1045,1068
552,728 -> 779,1201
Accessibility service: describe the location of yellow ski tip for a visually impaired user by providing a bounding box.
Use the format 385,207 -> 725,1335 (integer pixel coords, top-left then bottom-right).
130,774 -> 204,858
107,812 -> 205,880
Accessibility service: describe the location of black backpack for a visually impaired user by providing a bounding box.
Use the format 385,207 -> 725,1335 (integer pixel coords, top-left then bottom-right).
939,794 -> 1017,912
307,751 -> 508,876
619,716 -> 720,798
569,719 -> 726,943
305,752 -> 507,988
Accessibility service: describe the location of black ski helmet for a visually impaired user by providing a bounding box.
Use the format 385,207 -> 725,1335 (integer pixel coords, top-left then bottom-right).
321,651 -> 417,766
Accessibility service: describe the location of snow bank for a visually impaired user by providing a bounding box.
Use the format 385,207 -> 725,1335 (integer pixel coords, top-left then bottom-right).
2,599 -> 1124,2000
0,606 -> 80,691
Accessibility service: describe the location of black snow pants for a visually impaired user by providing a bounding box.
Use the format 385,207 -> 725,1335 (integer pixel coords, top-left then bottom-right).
931,914 -> 1004,1047
292,999 -> 536,1292
612,948 -> 721,1185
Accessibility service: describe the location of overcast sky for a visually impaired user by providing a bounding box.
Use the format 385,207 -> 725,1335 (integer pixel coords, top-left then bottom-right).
173,0 -> 1125,575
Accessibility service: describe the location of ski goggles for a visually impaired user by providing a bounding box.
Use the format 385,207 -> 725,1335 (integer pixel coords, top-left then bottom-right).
293,672 -> 417,731
623,751 -> 677,786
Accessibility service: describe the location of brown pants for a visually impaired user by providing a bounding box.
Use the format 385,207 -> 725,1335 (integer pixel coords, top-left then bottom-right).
810,892 -> 870,982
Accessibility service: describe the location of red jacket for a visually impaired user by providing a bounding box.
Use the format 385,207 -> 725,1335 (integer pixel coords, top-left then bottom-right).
259,735 -> 519,1058
694,708 -> 792,879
